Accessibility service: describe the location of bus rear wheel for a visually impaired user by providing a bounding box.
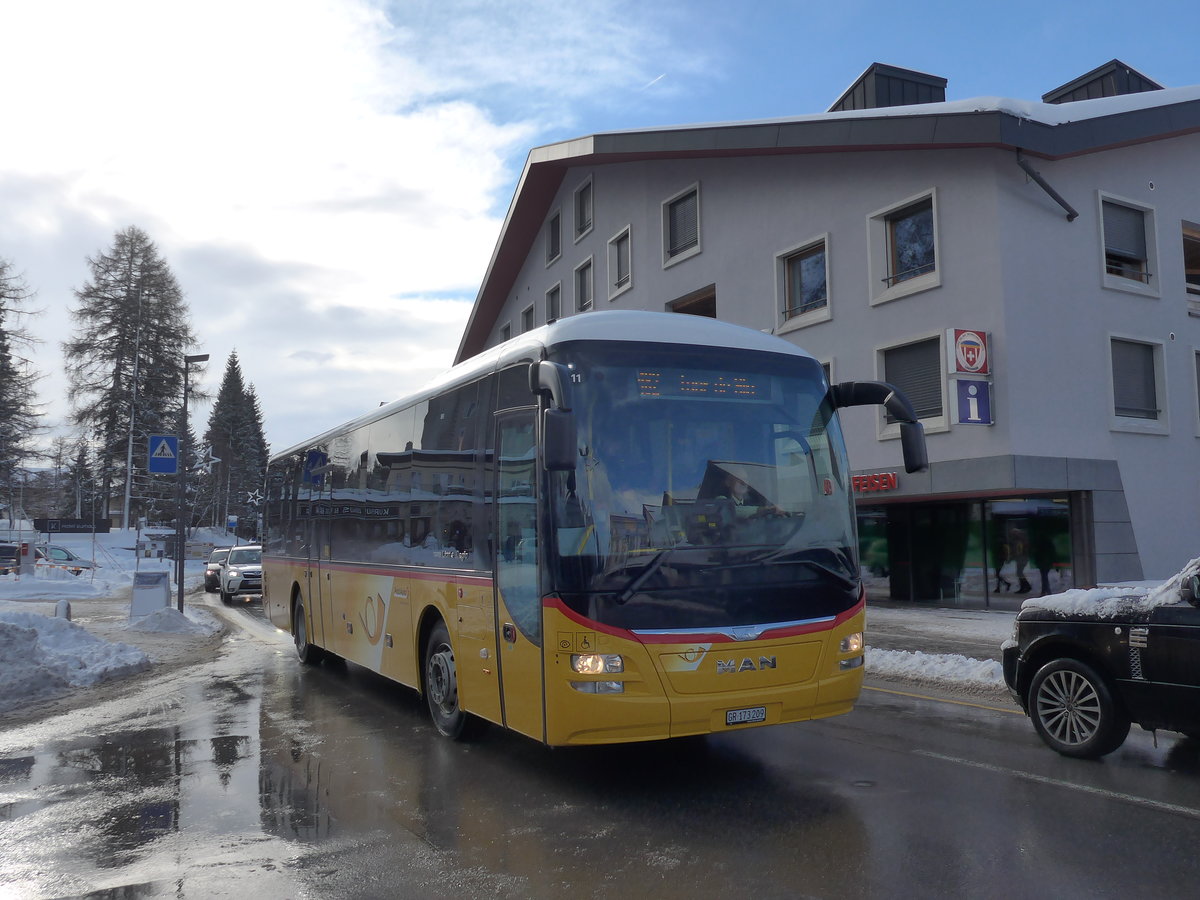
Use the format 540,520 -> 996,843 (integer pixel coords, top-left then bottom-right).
423,621 -> 482,740
293,597 -> 324,665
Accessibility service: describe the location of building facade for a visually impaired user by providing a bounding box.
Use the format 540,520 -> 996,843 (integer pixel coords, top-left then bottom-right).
456,61 -> 1200,605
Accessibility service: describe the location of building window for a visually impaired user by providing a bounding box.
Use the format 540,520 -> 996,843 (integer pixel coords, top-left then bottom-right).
575,258 -> 593,311
869,190 -> 940,304
887,199 -> 935,286
1183,223 -> 1200,299
662,183 -> 700,266
882,337 -> 943,422
521,305 -> 534,333
499,322 -> 511,343
1103,201 -> 1150,283
1099,194 -> 1158,297
546,209 -> 561,265
779,238 -> 829,324
608,226 -> 632,299
574,178 -> 593,241
1194,350 -> 1200,427
546,283 -> 561,321
1110,338 -> 1159,420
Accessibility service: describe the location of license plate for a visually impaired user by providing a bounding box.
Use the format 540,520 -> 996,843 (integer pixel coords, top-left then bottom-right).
726,706 -> 767,726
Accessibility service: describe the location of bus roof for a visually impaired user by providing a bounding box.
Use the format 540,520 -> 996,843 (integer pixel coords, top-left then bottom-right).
270,311 -> 818,463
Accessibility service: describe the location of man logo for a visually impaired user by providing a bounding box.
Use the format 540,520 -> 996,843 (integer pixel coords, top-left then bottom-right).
716,657 -> 777,673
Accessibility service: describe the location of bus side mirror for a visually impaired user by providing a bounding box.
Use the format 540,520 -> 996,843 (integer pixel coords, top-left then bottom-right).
832,380 -> 929,474
529,361 -> 573,411
899,421 -> 928,474
543,409 -> 577,471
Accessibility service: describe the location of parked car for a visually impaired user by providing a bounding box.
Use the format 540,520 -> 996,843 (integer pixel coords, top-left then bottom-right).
1003,560 -> 1200,758
220,544 -> 262,604
36,544 -> 96,575
204,548 -> 230,593
0,542 -> 19,575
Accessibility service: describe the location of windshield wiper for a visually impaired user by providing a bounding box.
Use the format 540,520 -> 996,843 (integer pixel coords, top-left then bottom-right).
616,549 -> 673,604
753,547 -> 857,589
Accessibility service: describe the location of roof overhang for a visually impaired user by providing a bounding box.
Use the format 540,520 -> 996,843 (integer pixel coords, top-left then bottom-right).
456,90 -> 1200,363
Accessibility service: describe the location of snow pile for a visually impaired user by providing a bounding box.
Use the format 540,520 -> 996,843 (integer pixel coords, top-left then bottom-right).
868,647 -> 1004,689
0,607 -> 151,714
125,605 -> 221,635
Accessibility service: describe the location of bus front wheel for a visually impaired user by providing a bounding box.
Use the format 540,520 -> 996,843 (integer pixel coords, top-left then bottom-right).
293,597 -> 325,665
423,621 -> 482,740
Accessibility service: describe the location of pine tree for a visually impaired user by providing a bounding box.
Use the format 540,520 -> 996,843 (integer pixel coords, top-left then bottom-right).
200,352 -> 270,538
0,256 -> 43,527
62,226 -> 199,527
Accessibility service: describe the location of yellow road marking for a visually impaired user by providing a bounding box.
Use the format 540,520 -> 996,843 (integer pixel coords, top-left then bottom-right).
863,684 -> 1024,715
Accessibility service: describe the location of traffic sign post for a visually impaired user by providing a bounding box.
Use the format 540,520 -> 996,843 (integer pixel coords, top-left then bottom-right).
148,435 -> 179,475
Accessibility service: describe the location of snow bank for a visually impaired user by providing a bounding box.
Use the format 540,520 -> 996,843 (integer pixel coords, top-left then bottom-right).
125,605 -> 221,636
0,607 -> 151,714
867,647 -> 1004,690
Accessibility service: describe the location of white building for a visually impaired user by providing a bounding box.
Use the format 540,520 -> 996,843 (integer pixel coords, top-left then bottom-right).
456,60 -> 1200,605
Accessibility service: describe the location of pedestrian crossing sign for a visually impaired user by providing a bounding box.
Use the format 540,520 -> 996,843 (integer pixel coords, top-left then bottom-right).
148,435 -> 179,474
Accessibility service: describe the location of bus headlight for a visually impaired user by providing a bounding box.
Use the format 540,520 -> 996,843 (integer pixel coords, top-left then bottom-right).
571,653 -> 624,675
840,632 -> 863,654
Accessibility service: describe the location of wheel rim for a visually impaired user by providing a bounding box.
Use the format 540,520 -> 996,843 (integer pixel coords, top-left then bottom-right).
427,643 -> 458,717
1036,669 -> 1102,746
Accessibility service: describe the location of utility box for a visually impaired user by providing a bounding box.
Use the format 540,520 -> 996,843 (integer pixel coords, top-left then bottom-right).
131,571 -> 171,617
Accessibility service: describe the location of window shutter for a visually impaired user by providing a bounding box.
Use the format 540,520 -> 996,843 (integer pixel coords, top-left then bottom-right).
1103,202 -> 1146,259
668,191 -> 698,255
1111,339 -> 1157,418
883,339 -> 942,420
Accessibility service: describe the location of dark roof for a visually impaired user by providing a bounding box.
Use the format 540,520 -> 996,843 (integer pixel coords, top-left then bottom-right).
456,84 -> 1200,363
1043,59 -> 1164,104
828,63 -> 947,112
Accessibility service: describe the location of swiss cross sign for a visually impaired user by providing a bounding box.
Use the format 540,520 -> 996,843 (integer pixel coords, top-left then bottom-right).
946,329 -> 990,375
148,435 -> 179,474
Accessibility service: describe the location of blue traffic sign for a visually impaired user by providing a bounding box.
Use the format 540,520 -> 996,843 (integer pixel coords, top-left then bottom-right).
148,435 -> 179,474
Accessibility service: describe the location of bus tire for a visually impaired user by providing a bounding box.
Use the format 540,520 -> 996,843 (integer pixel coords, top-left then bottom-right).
423,620 -> 483,740
293,597 -> 324,665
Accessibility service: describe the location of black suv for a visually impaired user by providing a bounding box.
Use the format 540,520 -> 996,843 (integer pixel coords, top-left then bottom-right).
0,543 -> 19,575
1003,562 -> 1200,758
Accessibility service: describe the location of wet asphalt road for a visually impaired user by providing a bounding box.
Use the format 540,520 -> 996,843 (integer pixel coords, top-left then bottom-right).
3,602 -> 1200,898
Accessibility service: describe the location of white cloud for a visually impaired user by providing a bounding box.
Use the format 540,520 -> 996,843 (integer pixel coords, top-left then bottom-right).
0,0 -> 708,453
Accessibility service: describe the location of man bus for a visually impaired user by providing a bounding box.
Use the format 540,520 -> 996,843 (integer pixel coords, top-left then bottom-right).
262,310 -> 926,746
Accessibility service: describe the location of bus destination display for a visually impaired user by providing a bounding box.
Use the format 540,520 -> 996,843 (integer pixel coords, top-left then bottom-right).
635,368 -> 767,400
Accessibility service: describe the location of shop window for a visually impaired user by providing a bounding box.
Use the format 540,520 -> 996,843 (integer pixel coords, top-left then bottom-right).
663,183 -> 700,266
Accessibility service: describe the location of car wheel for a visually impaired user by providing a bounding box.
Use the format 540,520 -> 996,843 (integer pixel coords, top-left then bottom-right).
423,620 -> 483,740
293,598 -> 324,665
219,586 -> 232,605
1028,658 -> 1130,759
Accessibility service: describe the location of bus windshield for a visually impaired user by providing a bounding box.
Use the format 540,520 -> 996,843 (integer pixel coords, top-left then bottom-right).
546,341 -> 858,632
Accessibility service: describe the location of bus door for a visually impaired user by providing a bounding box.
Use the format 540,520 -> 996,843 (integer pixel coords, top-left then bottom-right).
493,410 -> 545,741
306,510 -> 334,652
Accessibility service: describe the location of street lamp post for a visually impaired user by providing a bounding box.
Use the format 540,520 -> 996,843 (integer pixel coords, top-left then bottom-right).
176,353 -> 208,612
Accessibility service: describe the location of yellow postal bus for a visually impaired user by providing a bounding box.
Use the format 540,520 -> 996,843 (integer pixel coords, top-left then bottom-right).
263,311 -> 926,745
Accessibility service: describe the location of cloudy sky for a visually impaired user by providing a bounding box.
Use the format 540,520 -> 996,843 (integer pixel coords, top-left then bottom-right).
3,0 -> 1199,455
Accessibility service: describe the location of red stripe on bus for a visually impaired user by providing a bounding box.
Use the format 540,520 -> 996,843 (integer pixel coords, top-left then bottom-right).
543,594 -> 865,644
